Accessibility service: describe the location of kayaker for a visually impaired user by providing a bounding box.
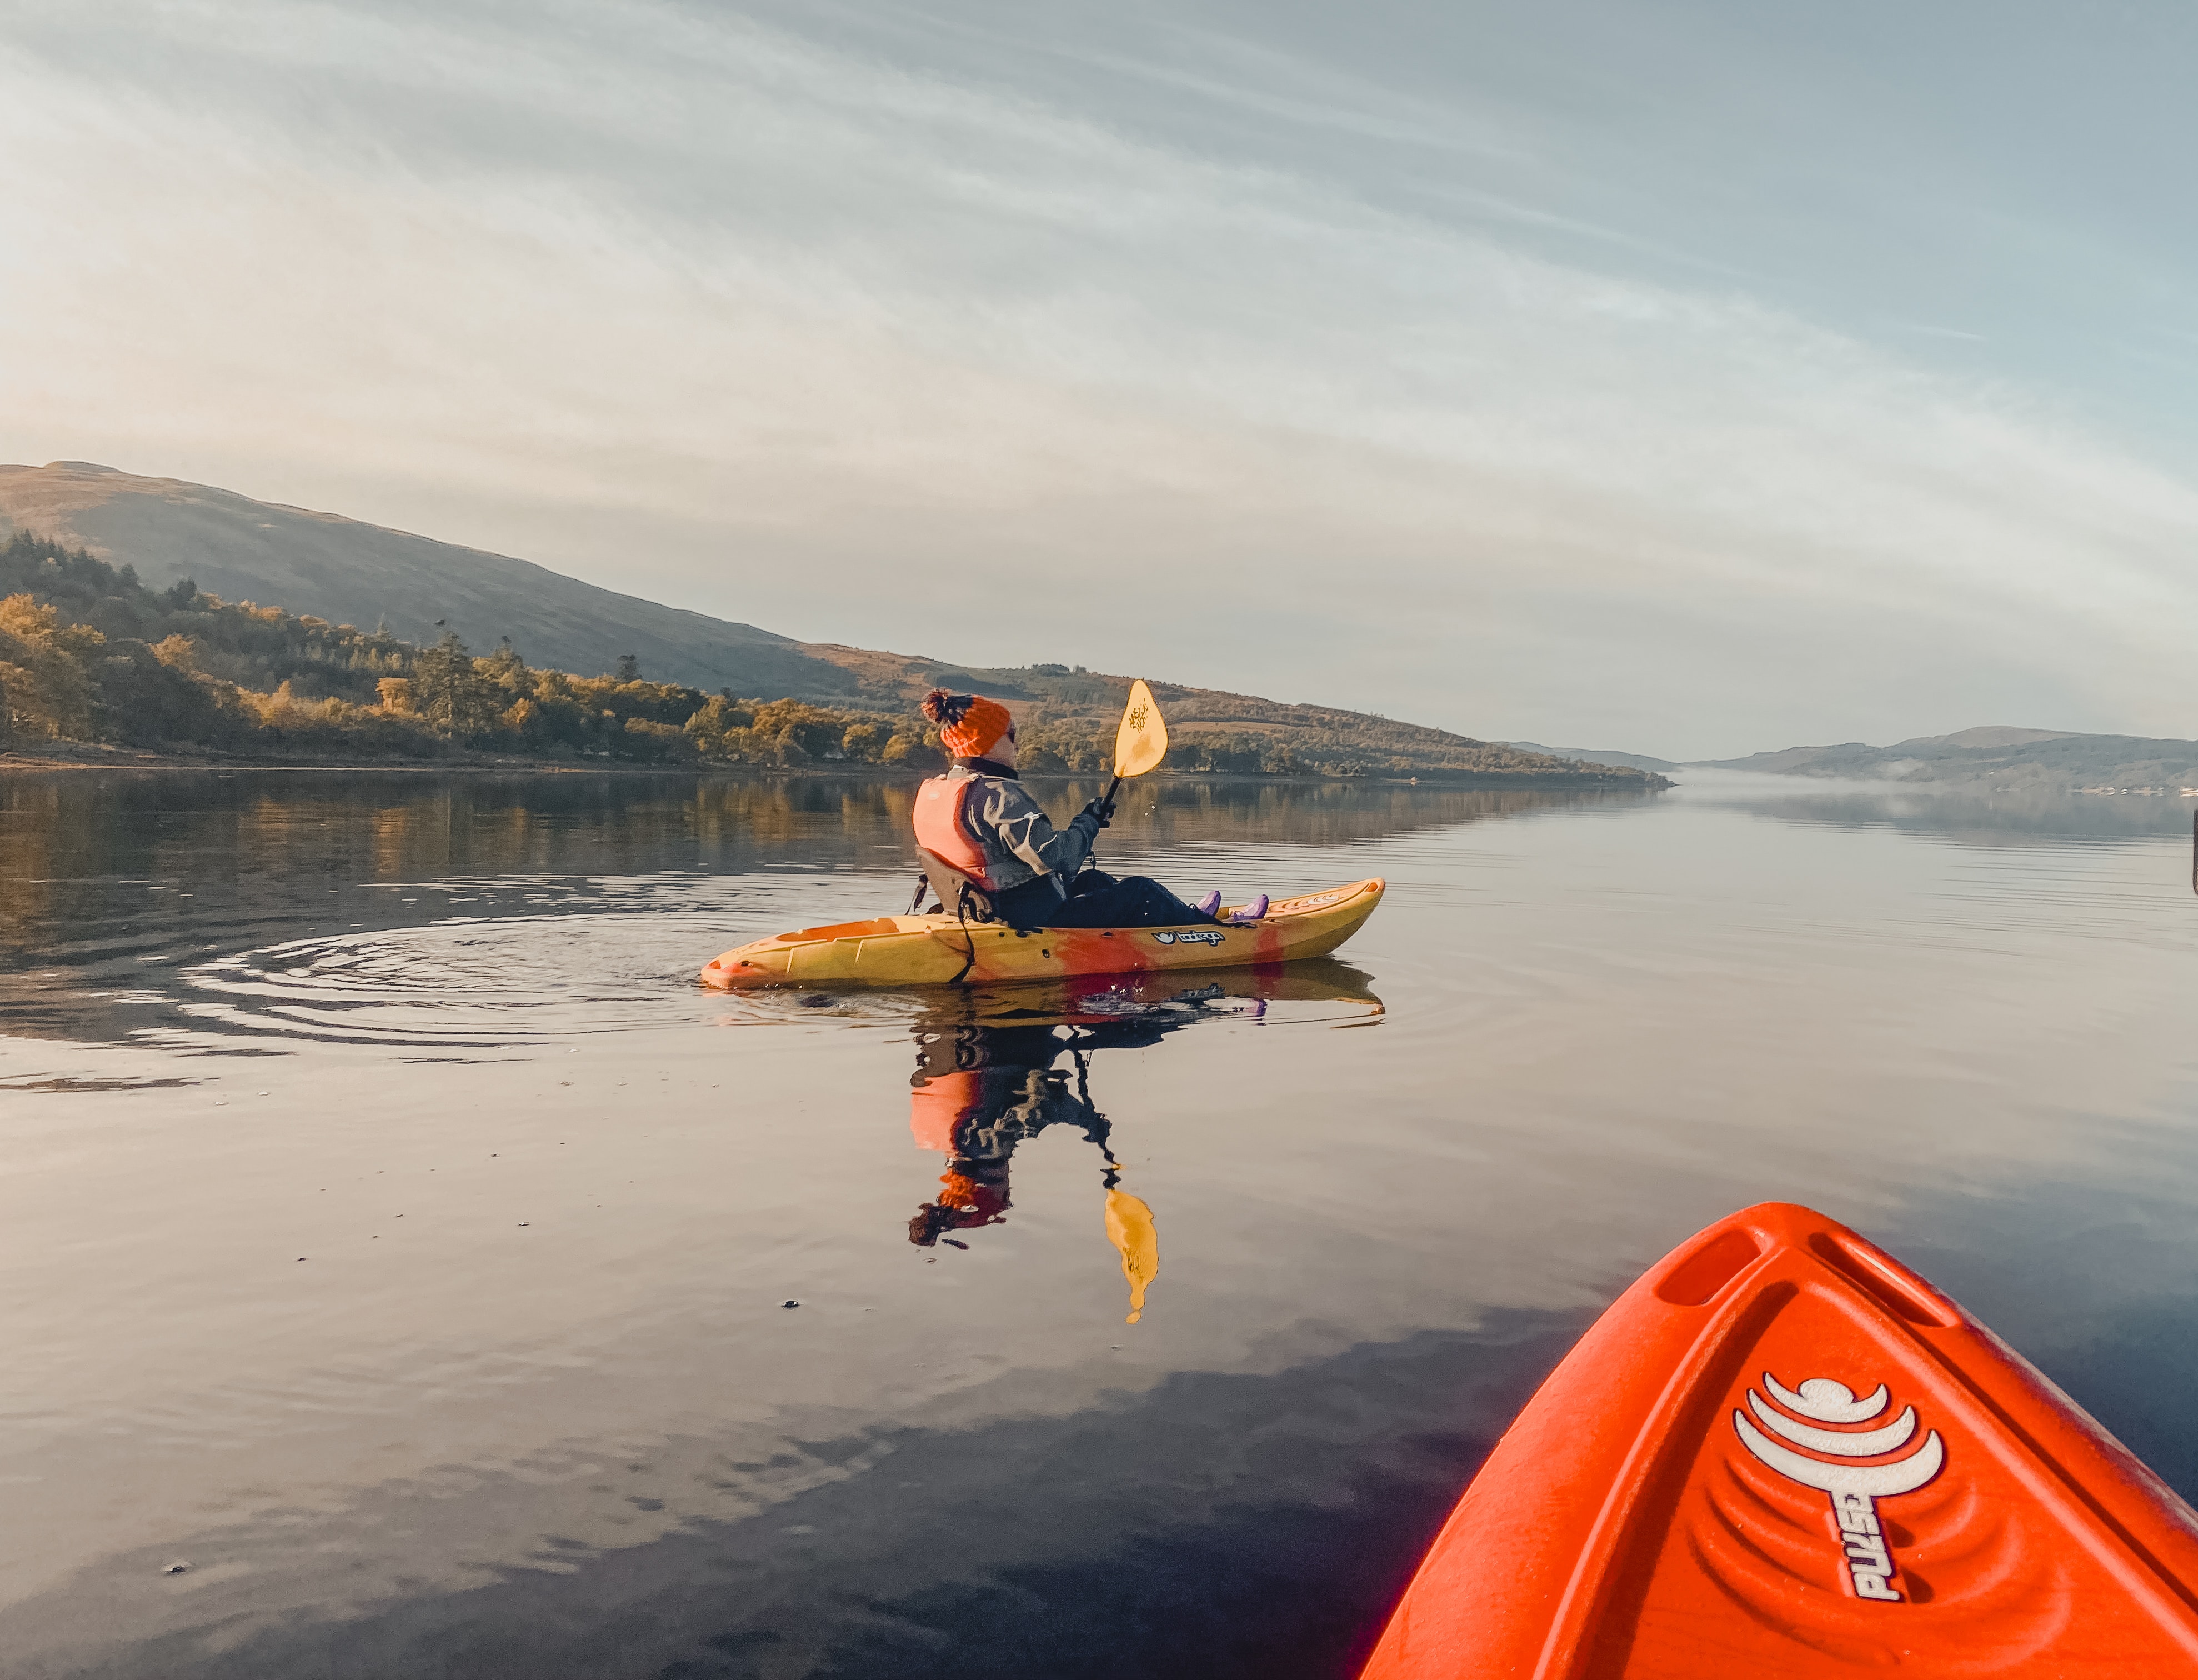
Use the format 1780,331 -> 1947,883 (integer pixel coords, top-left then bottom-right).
912,689 -> 1267,930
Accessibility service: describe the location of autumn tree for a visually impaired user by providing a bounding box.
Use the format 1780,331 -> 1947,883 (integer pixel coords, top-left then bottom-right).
411,631 -> 498,737
480,637 -> 529,692
0,593 -> 102,739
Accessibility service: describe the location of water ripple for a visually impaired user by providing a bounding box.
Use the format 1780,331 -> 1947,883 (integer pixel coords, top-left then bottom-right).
166,913 -> 745,1049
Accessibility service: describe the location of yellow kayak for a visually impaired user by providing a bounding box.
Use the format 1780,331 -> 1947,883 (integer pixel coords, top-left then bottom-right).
700,878 -> 1386,989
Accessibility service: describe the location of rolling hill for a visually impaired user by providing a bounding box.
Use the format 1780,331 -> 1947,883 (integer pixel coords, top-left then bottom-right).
1693,727 -> 2198,792
1501,741 -> 1681,773
798,646 -> 1649,780
1,461 -> 1665,786
0,461 -> 861,701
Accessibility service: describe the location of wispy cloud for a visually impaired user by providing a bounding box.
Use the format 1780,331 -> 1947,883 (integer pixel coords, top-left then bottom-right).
2,0 -> 2193,754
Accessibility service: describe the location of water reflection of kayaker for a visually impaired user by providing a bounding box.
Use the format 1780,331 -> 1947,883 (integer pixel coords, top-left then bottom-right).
900,968 -> 1381,1322
908,1014 -> 1162,1323
911,689 -> 1268,932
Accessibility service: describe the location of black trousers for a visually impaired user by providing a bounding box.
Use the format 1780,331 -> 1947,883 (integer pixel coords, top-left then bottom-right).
1038,869 -> 1211,929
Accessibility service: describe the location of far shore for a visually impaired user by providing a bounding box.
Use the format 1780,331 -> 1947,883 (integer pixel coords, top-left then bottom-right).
0,742 -> 1663,789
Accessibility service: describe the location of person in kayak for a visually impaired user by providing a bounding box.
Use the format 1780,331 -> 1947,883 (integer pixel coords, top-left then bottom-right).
912,688 -> 1266,931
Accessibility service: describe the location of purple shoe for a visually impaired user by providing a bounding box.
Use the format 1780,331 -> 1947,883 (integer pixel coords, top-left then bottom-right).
1195,890 -> 1221,918
1227,893 -> 1269,925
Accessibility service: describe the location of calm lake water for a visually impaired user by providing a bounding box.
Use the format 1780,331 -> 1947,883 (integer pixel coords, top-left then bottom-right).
5,769 -> 2198,1678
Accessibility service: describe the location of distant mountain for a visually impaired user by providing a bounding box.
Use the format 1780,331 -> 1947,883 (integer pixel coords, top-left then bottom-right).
1,461 -> 1669,787
0,461 -> 862,699
1501,741 -> 1681,773
814,654 -> 1665,783
1692,727 -> 2198,792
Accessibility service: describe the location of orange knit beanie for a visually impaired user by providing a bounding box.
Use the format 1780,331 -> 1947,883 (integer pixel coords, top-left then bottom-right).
921,690 -> 1014,759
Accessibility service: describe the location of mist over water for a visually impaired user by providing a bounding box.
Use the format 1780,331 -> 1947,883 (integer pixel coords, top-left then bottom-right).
5,769 -> 2198,1677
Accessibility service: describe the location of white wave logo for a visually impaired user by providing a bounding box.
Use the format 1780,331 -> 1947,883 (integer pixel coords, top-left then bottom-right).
1733,1372 -> 1945,1602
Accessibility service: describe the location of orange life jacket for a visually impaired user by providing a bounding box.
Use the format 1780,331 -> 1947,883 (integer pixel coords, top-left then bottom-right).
912,775 -> 994,890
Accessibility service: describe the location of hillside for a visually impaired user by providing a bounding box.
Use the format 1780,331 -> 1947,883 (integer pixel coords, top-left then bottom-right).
0,529 -> 946,764
0,461 -> 861,701
1501,741 -> 1682,773
1694,726 -> 2198,792
0,461 -> 1665,787
802,646 -> 1652,782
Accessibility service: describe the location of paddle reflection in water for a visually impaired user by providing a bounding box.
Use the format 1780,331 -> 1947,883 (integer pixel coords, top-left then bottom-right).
900,962 -> 1384,1323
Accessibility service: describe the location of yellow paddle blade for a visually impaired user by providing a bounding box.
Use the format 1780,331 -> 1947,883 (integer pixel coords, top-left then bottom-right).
1104,1187 -> 1159,1324
1113,679 -> 1168,779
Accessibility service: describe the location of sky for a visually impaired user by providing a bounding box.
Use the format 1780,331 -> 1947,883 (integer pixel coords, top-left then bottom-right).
3,0 -> 2196,758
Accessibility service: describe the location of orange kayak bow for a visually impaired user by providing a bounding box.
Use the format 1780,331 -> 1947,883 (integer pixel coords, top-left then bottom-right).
1362,1201 -> 2198,1677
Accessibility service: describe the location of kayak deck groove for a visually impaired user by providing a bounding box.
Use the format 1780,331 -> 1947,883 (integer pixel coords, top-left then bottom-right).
1361,1201 -> 2198,1677
700,877 -> 1385,989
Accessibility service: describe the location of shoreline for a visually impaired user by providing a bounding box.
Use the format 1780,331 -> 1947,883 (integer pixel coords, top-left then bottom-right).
0,744 -> 1665,789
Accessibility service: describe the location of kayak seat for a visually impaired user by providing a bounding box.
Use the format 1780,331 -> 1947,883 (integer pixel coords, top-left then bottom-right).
918,848 -> 998,925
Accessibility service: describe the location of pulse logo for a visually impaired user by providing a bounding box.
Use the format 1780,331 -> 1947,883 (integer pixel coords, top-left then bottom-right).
1732,1372 -> 1945,1602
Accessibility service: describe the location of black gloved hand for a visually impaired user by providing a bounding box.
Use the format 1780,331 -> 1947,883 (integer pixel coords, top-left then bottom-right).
1082,798 -> 1114,829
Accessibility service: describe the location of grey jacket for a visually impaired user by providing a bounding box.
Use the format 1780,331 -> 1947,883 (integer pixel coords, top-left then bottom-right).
948,764 -> 1100,902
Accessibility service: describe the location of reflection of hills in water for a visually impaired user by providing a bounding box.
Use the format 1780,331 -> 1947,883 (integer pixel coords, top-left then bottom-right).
2,770 -> 1654,913
900,964 -> 1384,1323
0,770 -> 1583,1044
1693,778 -> 2198,849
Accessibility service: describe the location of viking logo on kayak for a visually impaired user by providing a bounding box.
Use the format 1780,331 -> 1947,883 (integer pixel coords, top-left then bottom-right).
1731,1371 -> 1945,1603
1150,928 -> 1226,946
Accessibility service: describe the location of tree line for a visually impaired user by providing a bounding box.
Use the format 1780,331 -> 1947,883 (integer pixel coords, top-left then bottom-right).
1,531 -> 1003,767
3,531 -> 1660,784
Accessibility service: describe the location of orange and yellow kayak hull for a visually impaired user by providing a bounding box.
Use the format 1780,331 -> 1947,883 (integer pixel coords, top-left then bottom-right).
700,877 -> 1385,989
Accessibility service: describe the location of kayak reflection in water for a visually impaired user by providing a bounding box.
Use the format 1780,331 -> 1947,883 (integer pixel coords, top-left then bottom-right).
910,689 -> 1270,933
908,1013 -> 1163,1323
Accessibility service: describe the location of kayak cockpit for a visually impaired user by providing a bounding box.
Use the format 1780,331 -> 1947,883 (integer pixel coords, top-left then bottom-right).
765,917 -> 910,944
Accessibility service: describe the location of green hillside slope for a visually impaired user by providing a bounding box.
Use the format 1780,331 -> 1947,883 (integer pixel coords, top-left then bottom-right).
0,461 -> 861,700
1,489 -> 1665,787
